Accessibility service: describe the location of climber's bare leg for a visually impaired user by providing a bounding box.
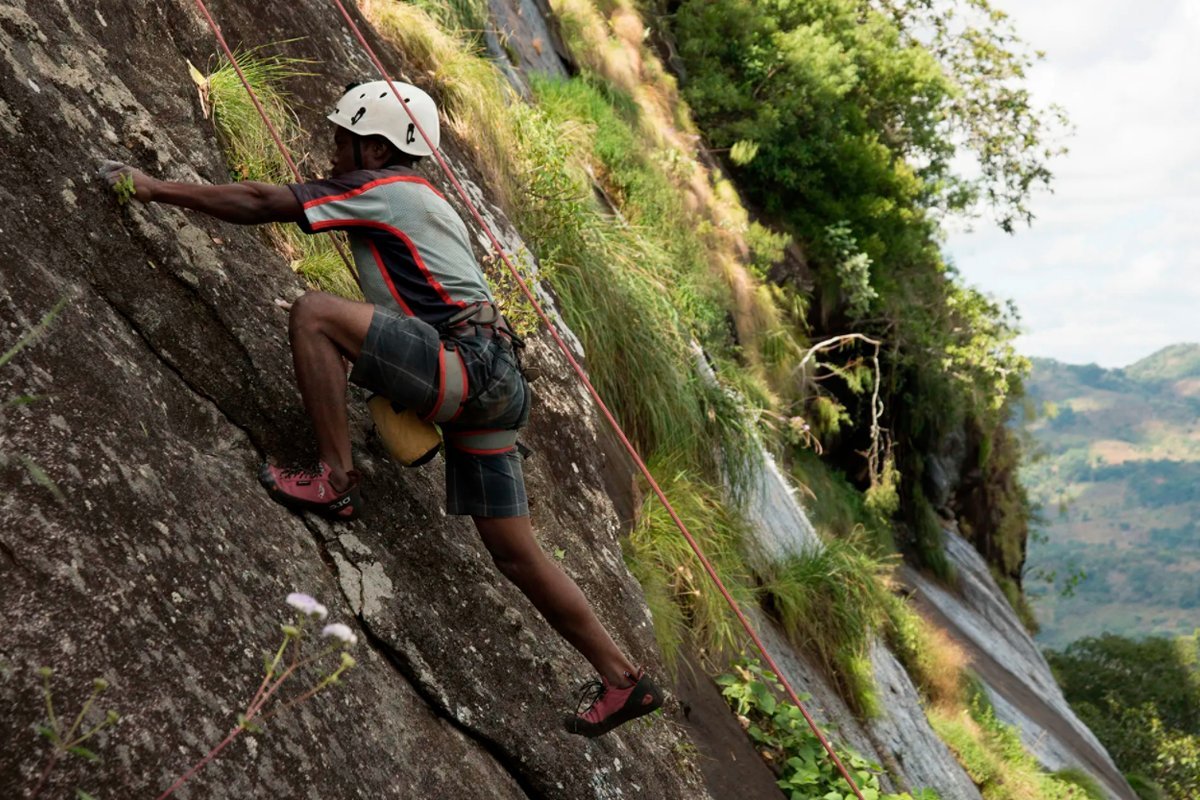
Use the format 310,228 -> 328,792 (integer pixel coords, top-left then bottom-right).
474,514 -> 637,686
288,291 -> 374,490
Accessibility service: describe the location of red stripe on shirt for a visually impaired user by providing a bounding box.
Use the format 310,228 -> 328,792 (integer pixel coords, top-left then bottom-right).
302,175 -> 445,209
367,240 -> 413,316
310,219 -> 467,309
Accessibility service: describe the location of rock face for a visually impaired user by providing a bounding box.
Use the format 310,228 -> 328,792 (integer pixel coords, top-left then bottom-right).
741,449 -> 984,800
0,2 -> 705,798
904,531 -> 1137,800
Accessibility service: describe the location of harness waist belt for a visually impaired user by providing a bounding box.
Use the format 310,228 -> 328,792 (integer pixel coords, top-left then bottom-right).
442,428 -> 519,454
425,342 -> 467,424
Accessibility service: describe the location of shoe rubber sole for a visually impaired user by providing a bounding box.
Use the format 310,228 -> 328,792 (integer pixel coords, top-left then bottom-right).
563,673 -> 664,737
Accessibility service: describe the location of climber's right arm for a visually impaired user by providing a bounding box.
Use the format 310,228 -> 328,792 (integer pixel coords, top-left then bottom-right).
100,161 -> 303,225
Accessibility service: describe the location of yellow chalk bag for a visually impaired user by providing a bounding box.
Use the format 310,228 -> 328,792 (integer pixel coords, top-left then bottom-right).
368,395 -> 442,468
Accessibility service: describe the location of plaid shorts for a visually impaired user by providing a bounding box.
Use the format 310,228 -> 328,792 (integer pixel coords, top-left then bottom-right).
350,308 -> 530,518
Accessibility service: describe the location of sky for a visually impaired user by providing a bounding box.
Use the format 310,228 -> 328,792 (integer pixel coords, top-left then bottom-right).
944,0 -> 1200,368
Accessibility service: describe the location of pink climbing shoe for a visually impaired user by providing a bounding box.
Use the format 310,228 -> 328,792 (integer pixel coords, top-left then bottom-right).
258,461 -> 362,521
564,669 -> 664,737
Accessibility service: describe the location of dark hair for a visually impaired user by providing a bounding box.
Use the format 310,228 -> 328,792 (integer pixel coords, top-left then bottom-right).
354,133 -> 419,168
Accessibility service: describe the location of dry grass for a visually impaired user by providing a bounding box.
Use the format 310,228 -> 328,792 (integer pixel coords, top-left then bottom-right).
359,0 -> 520,209
544,0 -> 799,379
884,592 -> 970,710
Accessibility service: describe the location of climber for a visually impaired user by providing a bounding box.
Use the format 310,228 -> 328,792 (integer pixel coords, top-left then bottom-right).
99,80 -> 662,737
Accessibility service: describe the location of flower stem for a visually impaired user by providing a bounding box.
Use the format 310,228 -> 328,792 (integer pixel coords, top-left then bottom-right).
246,646 -> 337,719
154,725 -> 242,800
245,636 -> 290,717
62,686 -> 100,745
255,661 -> 349,726
68,715 -> 116,748
28,749 -> 61,800
41,672 -> 58,737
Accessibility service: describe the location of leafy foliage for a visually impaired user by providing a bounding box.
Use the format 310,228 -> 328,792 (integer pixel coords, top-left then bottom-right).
1046,634 -> 1200,798
661,0 -> 1040,583
718,658 -> 941,800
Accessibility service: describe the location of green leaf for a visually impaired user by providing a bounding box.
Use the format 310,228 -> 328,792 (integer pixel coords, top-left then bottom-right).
76,790 -> 97,800
68,745 -> 99,762
113,172 -> 136,206
237,714 -> 263,735
19,456 -> 65,503
37,724 -> 59,743
4,394 -> 41,407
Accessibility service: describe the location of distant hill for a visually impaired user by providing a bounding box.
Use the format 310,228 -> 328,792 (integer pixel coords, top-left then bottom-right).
1021,344 -> 1200,648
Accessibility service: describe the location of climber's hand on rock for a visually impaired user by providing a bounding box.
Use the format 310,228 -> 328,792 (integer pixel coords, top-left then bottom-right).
99,159 -> 156,203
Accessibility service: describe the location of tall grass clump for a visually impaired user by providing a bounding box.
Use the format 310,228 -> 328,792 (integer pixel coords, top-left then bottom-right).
531,74 -> 729,349
625,461 -> 756,668
204,49 -> 360,299
759,539 -> 893,716
882,592 -> 968,710
408,0 -> 490,50
206,46 -> 307,184
929,691 -> 1102,800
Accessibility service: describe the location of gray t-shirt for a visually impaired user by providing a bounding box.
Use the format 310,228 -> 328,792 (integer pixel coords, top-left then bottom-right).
289,166 -> 494,324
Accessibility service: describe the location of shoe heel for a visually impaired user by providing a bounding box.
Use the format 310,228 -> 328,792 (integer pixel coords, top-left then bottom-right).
337,486 -> 363,519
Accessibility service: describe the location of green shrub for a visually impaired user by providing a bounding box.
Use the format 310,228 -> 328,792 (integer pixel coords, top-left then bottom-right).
717,658 -> 940,800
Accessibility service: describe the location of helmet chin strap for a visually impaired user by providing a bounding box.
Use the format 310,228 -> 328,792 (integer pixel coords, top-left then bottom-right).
352,134 -> 363,170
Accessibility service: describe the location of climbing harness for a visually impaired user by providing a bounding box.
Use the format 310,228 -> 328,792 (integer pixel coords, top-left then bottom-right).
189,2 -> 866,797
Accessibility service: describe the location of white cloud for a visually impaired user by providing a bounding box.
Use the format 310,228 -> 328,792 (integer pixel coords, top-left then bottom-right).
946,0 -> 1198,367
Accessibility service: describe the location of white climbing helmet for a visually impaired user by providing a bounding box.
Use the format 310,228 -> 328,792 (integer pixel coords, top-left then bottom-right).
327,80 -> 440,158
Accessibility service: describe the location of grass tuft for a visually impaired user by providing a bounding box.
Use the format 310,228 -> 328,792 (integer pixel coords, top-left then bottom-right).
624,461 -> 755,669
930,690 -> 1097,800
759,538 -> 893,716
203,47 -> 360,298
883,592 -> 968,710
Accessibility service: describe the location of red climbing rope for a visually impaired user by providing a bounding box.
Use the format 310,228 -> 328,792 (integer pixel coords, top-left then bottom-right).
189,0 -> 358,283
326,4 -> 868,798
192,1 -> 866,797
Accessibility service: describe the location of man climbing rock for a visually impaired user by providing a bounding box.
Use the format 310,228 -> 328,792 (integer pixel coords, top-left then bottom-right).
100,80 -> 661,737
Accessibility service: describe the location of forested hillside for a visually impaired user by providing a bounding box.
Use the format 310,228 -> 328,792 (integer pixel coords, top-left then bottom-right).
1022,345 -> 1200,646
